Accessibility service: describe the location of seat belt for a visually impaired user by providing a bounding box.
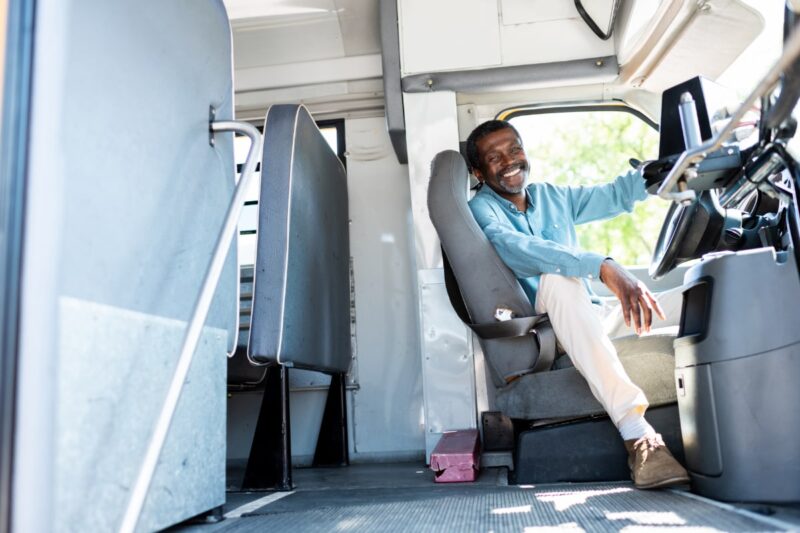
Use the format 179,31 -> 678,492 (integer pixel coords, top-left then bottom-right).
442,250 -> 557,374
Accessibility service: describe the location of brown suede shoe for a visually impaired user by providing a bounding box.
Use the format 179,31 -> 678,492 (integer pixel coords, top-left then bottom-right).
624,434 -> 690,489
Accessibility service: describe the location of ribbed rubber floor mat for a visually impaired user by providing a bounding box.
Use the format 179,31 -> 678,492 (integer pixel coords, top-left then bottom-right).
215,482 -> 781,532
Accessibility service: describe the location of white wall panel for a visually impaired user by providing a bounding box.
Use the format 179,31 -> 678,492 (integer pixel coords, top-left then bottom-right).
500,19 -> 616,66
398,0 -> 501,74
403,92 -> 478,462
402,91 -> 459,270
345,117 -> 425,461
501,0 -> 613,26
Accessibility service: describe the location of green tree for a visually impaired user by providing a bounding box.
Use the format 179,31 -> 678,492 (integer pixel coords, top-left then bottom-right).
514,111 -> 668,266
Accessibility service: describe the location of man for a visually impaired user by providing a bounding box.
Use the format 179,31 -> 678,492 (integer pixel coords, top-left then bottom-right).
467,119 -> 689,489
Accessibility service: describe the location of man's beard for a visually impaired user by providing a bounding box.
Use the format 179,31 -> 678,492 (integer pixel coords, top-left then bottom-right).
495,162 -> 528,194
497,180 -> 525,194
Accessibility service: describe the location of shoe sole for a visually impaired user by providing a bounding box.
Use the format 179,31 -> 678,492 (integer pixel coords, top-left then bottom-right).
634,475 -> 691,490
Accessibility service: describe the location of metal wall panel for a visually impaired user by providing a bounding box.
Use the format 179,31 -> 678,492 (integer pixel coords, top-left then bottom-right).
14,0 -> 236,530
418,269 -> 477,461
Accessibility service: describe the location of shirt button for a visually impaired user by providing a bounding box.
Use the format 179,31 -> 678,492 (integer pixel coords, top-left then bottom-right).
588,274 -> 593,279
554,224 -> 559,228
556,268 -> 561,273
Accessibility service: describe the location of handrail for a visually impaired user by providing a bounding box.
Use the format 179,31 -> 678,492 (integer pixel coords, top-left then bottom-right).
657,24 -> 800,202
118,120 -> 262,533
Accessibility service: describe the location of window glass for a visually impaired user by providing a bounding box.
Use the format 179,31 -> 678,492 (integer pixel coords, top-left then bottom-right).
319,126 -> 338,155
510,110 -> 665,266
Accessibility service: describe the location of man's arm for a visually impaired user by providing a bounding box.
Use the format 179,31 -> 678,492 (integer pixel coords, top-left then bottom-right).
567,168 -> 648,225
471,202 -> 607,280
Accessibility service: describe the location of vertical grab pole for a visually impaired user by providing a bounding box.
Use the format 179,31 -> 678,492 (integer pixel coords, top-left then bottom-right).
118,120 -> 262,533
678,92 -> 703,150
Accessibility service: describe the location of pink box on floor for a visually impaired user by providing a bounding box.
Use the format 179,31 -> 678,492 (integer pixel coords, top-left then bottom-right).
430,429 -> 481,483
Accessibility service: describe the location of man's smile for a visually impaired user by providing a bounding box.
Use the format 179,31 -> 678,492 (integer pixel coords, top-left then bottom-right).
497,162 -> 528,185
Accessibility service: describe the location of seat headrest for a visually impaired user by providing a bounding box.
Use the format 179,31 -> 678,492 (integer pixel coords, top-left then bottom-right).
427,150 -> 534,324
427,150 -> 541,387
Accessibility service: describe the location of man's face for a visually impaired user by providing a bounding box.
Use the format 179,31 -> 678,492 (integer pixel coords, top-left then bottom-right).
473,127 -> 529,195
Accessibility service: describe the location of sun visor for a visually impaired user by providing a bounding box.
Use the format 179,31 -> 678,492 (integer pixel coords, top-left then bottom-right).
637,0 -> 763,93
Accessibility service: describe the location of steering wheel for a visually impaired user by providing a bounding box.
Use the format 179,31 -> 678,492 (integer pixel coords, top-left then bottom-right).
649,190 -> 724,280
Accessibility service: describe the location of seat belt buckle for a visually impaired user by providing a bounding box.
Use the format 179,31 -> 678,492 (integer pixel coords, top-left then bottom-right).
494,307 -> 514,322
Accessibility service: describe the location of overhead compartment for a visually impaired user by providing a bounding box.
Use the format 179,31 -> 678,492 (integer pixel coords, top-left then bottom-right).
397,0 -> 618,75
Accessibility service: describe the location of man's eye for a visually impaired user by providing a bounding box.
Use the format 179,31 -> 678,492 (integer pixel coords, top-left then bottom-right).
511,146 -> 522,153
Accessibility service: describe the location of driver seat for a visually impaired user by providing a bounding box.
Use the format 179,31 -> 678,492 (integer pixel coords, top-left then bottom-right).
427,150 -> 684,482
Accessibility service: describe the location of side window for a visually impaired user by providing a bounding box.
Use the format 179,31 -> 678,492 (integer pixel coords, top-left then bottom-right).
234,122 -> 343,266
509,110 -> 666,266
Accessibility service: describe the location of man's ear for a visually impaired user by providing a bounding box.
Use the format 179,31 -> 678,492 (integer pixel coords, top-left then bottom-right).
472,167 -> 485,182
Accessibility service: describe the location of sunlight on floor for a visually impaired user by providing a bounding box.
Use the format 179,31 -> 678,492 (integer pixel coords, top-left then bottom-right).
490,504 -> 533,515
606,511 -> 685,526
619,527 -> 725,533
334,516 -> 367,531
523,522 -> 585,532
536,487 -> 634,511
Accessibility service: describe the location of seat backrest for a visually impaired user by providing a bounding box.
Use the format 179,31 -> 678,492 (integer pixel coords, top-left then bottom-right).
427,150 -> 542,386
248,104 -> 351,373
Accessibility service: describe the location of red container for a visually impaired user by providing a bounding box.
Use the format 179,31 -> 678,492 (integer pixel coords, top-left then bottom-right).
430,429 -> 481,483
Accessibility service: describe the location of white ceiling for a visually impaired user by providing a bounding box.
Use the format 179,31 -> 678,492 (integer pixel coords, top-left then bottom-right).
223,0 -> 380,69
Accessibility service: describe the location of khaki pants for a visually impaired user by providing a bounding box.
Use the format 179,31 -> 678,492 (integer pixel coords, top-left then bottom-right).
534,274 -> 683,425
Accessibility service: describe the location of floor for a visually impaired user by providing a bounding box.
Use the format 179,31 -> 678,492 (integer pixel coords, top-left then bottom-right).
172,463 -> 800,532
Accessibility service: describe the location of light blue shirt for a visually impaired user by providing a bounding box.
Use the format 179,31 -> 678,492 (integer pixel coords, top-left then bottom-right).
468,168 -> 648,305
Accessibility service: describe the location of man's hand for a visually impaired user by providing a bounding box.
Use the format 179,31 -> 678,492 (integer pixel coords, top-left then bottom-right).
600,259 -> 666,335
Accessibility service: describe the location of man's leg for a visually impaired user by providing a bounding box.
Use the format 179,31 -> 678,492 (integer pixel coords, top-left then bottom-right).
535,274 -> 649,426
535,274 -> 689,488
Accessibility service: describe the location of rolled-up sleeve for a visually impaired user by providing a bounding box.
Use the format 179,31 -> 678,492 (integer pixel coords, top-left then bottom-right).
471,203 -> 607,279
567,168 -> 648,225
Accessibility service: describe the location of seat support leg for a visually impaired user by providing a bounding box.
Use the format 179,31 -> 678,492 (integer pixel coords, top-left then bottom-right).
241,365 -> 292,491
313,372 -> 349,467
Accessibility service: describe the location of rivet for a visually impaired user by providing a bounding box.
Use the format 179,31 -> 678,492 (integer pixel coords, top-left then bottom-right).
595,59 -> 604,67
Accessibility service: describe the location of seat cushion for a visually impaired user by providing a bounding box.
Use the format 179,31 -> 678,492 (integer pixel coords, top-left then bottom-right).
495,332 -> 677,420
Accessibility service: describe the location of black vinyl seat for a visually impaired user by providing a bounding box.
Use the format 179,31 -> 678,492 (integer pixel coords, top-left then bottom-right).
227,104 -> 351,489
249,105 -> 350,372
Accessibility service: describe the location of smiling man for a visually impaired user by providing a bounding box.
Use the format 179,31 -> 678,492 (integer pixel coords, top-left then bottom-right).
467,119 -> 689,489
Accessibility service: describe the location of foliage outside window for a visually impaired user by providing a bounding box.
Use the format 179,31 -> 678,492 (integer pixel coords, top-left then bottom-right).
511,111 -> 666,266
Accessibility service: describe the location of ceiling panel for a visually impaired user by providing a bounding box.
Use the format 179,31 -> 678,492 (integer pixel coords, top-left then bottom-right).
223,0 -> 338,21
335,0 -> 380,56
233,16 -> 346,69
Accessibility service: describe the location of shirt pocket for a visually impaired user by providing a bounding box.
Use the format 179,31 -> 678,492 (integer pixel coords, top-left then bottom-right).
541,222 -> 567,243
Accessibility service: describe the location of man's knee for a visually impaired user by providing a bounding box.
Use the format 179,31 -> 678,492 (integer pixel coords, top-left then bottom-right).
536,274 -> 594,315
539,273 -> 588,297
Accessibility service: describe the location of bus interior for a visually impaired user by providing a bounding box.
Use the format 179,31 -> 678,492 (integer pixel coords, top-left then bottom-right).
2,0 -> 800,531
